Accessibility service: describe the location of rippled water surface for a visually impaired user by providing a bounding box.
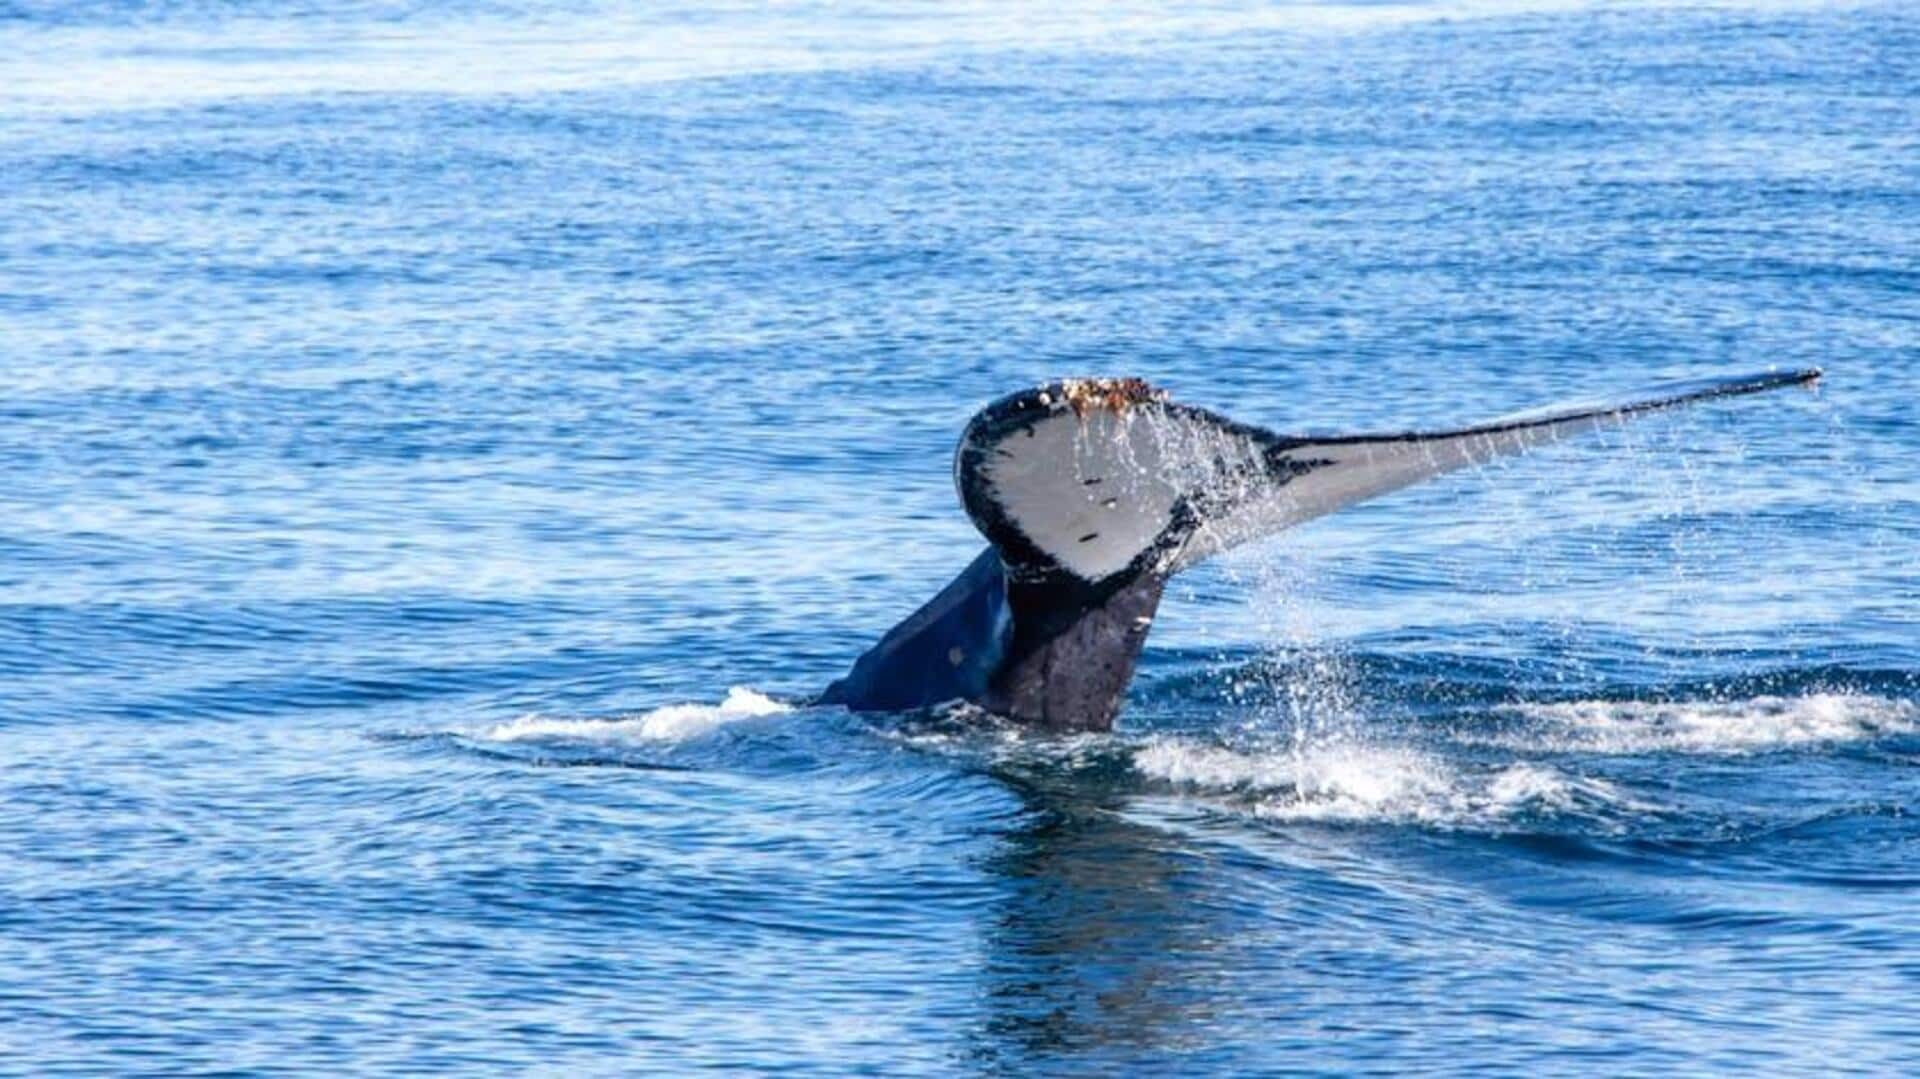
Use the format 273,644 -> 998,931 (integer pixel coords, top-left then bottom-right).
3,0 -> 1917,1073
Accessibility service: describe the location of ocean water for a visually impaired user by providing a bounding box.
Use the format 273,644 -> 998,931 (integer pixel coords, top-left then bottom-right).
2,0 -> 1917,1073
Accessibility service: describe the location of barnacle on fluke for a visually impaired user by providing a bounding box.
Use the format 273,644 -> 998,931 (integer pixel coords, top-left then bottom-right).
1058,377 -> 1167,417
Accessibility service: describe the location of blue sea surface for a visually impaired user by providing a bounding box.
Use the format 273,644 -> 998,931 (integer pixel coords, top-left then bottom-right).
2,0 -> 1916,1073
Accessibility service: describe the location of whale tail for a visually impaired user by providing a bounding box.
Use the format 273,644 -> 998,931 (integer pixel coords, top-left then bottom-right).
956,370 -> 1819,593
827,369 -> 1821,729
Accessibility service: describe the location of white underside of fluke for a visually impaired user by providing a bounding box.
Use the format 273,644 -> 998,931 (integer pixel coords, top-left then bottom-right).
1169,412 -> 1617,570
973,403 -> 1269,581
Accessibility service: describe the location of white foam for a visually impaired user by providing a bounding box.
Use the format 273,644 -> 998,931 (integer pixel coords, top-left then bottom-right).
1497,693 -> 1916,754
1133,738 -> 1631,826
481,687 -> 791,745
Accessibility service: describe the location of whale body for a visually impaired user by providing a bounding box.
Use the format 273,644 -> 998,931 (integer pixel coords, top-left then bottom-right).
819,370 -> 1820,731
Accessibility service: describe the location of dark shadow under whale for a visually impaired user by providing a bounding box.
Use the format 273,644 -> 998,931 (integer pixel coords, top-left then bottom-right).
819,370 -> 1822,731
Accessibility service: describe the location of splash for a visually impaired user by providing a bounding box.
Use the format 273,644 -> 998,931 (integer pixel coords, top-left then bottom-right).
1494,693 -> 1916,755
480,687 -> 791,745
1133,737 -> 1640,828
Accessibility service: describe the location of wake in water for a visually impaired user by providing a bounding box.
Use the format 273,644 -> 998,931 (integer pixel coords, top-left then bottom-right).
1132,738 -> 1644,827
482,687 -> 793,744
1489,693 -> 1917,754
1127,689 -> 1912,829
450,677 -> 1915,836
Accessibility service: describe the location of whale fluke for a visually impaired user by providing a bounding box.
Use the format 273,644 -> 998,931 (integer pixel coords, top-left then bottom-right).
823,369 -> 1821,730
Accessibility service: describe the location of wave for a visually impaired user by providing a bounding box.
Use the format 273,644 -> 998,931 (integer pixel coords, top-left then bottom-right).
1488,692 -> 1916,755
1146,645 -> 1917,712
8,0 -> 1770,113
1132,738 -> 1646,828
478,686 -> 791,745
